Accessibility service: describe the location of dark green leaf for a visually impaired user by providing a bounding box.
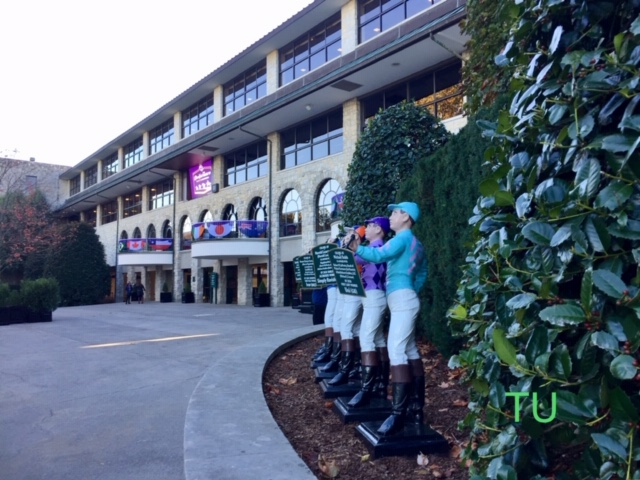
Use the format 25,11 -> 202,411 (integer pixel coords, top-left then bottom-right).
592,269 -> 627,298
568,114 -> 594,140
539,304 -> 585,326
609,386 -> 639,422
601,134 -> 636,153
549,104 -> 568,125
581,269 -> 592,312
493,328 -> 518,366
516,193 -> 532,218
584,216 -> 610,252
610,355 -> 637,380
480,178 -> 500,196
525,326 -> 550,364
591,331 -> 620,353
550,344 -> 572,379
506,293 -> 537,309
594,181 -> 633,211
591,433 -> 628,460
522,222 -> 555,245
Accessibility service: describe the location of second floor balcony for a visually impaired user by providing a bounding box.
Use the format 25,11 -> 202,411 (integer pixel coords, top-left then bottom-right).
118,238 -> 174,266
190,220 -> 269,259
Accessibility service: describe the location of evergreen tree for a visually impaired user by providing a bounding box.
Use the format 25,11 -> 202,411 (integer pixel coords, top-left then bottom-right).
45,222 -> 111,306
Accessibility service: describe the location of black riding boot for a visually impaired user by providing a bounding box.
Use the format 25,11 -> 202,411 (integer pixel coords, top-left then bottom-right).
407,359 -> 425,423
313,335 -> 333,362
374,347 -> 390,399
347,351 -> 378,407
320,334 -> 341,372
377,365 -> 411,436
328,339 -> 355,385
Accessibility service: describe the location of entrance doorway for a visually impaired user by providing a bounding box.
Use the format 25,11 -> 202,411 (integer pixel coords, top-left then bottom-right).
225,266 -> 237,304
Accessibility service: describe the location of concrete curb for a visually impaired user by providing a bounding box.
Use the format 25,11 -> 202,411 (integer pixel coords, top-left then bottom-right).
184,324 -> 324,480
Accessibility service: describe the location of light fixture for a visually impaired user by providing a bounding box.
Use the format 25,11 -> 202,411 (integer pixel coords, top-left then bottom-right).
305,104 -> 312,111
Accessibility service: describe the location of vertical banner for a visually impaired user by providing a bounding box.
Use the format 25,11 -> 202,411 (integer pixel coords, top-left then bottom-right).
189,159 -> 213,198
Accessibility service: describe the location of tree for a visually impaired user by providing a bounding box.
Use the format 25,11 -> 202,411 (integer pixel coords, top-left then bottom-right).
341,101 -> 450,226
0,190 -> 61,280
44,222 -> 111,306
451,1 -> 640,478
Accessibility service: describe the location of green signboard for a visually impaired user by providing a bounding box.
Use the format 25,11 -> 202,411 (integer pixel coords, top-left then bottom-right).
293,257 -> 303,283
328,248 -> 365,297
312,243 -> 338,285
298,254 -> 318,288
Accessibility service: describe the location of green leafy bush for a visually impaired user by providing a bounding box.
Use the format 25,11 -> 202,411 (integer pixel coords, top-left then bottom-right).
450,1 -> 640,478
20,278 -> 59,312
0,283 -> 10,308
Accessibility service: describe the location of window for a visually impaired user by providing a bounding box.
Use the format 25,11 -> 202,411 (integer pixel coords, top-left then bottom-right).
359,0 -> 440,42
147,224 -> 156,238
181,216 -> 192,250
281,189 -> 302,237
102,200 -> 117,224
281,110 -> 343,169
84,208 -> 97,227
102,152 -> 119,179
224,141 -> 268,186
84,165 -> 98,188
201,210 -> 214,222
124,138 -> 143,168
162,220 -> 172,239
182,96 -> 214,137
133,227 -> 141,238
317,179 -> 342,232
222,204 -> 238,237
280,14 -> 341,86
123,190 -> 142,218
148,179 -> 174,210
250,197 -> 267,221
25,175 -> 37,193
149,119 -> 174,155
362,61 -> 462,122
70,176 -> 80,196
224,60 -> 267,116
120,230 -> 128,240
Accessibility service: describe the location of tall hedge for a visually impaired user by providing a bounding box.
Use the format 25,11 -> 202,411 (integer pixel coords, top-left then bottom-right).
44,222 -> 111,306
398,98 -> 507,356
341,100 -> 450,226
449,1 -> 640,478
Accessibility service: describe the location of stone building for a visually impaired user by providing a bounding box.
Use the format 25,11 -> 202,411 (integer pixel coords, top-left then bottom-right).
54,0 -> 468,305
0,157 -> 68,207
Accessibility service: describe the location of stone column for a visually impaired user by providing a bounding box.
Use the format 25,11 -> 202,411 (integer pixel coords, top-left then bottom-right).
237,258 -> 253,306
214,86 -> 224,123
341,0 -> 358,55
266,50 -> 279,95
173,112 -> 182,142
192,257 -> 202,303
268,131 -> 284,307
142,132 -> 150,160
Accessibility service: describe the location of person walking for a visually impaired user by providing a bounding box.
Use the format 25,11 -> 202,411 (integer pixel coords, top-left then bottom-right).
135,280 -> 146,304
125,281 -> 133,304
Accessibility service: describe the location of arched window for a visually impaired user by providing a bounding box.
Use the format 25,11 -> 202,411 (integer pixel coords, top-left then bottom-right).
281,189 -> 302,237
162,220 -> 172,239
181,216 -> 192,250
201,210 -> 214,222
120,230 -> 128,240
249,197 -> 267,221
147,224 -> 156,239
222,204 -> 238,237
317,179 -> 342,232
133,227 -> 142,239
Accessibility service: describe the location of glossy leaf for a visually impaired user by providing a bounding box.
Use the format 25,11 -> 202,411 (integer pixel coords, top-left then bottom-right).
591,433 -> 628,460
539,304 -> 585,326
610,355 -> 637,379
522,222 -> 555,245
594,181 -> 633,211
493,328 -> 517,366
592,269 -> 627,298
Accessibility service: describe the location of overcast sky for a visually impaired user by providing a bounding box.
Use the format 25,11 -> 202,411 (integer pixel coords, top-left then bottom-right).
1,0 -> 313,167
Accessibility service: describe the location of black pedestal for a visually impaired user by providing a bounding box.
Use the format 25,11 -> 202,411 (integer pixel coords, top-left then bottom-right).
314,367 -> 339,383
333,396 -> 392,423
355,421 -> 449,459
310,359 -> 330,369
319,379 -> 361,398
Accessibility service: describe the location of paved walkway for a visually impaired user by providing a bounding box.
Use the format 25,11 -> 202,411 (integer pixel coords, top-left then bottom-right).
0,301 -> 322,480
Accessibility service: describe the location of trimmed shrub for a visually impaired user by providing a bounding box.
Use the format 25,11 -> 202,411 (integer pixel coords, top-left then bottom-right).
20,278 -> 59,312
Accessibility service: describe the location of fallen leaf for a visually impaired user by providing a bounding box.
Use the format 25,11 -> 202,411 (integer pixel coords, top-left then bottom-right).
279,377 -> 297,385
437,408 -> 449,412
439,382 -> 452,388
416,452 -> 429,466
317,455 -> 339,478
452,399 -> 468,407
361,454 -> 370,462
431,468 -> 443,478
324,401 -> 334,408
449,445 -> 462,458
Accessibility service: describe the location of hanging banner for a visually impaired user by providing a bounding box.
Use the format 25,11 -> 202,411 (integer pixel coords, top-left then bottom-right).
238,220 -> 269,238
207,221 -> 233,238
148,238 -> 173,251
189,159 -> 213,198
127,239 -> 146,252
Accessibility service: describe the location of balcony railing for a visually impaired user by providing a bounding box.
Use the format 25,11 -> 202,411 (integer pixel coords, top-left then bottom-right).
191,220 -> 269,241
118,238 -> 174,253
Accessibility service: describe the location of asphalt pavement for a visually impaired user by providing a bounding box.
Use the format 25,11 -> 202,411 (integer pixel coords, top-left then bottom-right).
0,301 -> 322,480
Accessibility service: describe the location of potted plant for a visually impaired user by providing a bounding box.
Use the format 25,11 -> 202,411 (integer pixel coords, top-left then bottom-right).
254,280 -> 270,307
160,282 -> 172,303
19,278 -> 59,323
181,282 -> 195,304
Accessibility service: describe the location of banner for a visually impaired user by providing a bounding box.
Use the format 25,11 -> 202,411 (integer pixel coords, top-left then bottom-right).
189,159 -> 212,198
331,192 -> 344,219
207,221 -> 233,238
148,238 -> 173,251
238,220 -> 268,238
192,222 -> 206,240
127,239 -> 146,252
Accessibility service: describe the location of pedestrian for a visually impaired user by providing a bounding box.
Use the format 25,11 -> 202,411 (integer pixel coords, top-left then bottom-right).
125,281 -> 133,304
135,280 -> 146,304
347,202 -> 427,436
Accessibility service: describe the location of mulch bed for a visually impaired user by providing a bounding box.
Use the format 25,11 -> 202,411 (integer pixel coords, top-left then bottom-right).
263,335 -> 471,479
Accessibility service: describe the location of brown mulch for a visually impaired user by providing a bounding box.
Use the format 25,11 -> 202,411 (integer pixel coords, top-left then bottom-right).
263,335 -> 470,479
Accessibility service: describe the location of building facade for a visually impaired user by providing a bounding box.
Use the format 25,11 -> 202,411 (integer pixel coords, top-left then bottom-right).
55,0 -> 468,305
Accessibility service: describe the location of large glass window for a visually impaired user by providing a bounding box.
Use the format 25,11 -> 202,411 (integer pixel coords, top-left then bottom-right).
281,110 -> 343,169
123,190 -> 142,218
149,119 -> 175,155
317,179 -> 342,232
222,204 -> 238,237
84,165 -> 98,188
182,96 -> 214,137
162,220 -> 172,239
84,208 -> 97,228
147,224 -> 156,238
69,175 -> 80,196
124,138 -> 143,168
224,61 -> 267,116
281,189 -> 302,237
362,61 -> 462,122
280,14 -> 341,86
224,141 -> 268,187
102,152 -> 119,179
148,179 -> 174,210
102,200 -> 118,225
250,197 -> 267,221
181,216 -> 192,250
359,0 -> 440,42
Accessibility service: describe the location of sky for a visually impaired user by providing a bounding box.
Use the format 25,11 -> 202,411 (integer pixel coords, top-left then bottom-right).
0,0 -> 314,167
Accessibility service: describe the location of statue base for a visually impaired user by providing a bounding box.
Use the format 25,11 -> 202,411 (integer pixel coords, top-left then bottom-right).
319,378 -> 361,398
310,359 -> 330,369
355,421 -> 449,459
333,396 -> 392,423
314,367 -> 339,383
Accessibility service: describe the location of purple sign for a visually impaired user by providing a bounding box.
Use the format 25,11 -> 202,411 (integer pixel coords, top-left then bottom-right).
189,160 -> 212,198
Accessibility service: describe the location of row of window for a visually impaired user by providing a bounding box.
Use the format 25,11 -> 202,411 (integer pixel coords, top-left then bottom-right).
71,0 -> 441,195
